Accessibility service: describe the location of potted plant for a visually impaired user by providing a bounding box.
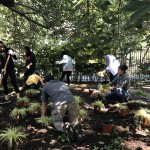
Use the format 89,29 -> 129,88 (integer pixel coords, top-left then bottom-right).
68,84 -> 76,90
80,84 -> 87,92
134,108 -> 147,120
16,97 -> 30,107
74,96 -> 83,107
36,116 -> 53,127
98,84 -> 110,95
10,108 -> 26,122
0,127 -> 27,149
92,100 -> 105,112
78,108 -> 88,123
89,88 -> 94,96
27,102 -> 41,115
118,104 -> 129,117
25,89 -> 38,98
134,108 -> 150,126
102,120 -> 114,134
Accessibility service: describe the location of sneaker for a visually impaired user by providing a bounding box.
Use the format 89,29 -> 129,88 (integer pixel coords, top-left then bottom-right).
73,124 -> 83,142
63,122 -> 76,142
5,95 -> 9,101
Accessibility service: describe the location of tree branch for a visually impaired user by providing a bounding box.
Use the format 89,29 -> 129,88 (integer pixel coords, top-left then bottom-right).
8,7 -> 50,29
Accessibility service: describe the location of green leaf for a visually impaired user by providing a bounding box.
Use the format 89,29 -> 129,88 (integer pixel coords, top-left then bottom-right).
123,1 -> 150,12
130,6 -> 150,22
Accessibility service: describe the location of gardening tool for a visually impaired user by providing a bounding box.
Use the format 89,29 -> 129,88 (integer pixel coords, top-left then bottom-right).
0,54 -> 10,86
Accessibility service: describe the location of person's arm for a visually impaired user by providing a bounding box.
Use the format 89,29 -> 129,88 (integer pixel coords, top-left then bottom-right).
117,77 -> 130,89
59,55 -> 69,64
41,101 -> 47,117
41,87 -> 48,116
110,75 -> 118,86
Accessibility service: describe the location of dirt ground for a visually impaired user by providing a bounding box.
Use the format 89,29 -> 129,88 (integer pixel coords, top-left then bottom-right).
0,83 -> 150,150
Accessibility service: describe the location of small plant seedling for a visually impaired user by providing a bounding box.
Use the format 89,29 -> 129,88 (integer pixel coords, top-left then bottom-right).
94,146 -> 99,150
80,84 -> 86,88
10,108 -> 26,121
68,84 -> 76,89
134,108 -> 150,126
36,116 -> 53,127
98,84 -> 110,94
16,97 -> 30,107
134,89 -> 148,97
58,134 -> 70,143
93,100 -> 104,107
0,127 -> 27,149
79,108 -> 88,119
27,102 -> 41,115
134,108 -> 148,119
25,89 -> 38,98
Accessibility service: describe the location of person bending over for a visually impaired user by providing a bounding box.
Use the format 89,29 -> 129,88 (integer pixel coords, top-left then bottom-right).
105,65 -> 130,103
21,72 -> 44,93
103,50 -> 120,82
56,51 -> 73,85
0,41 -> 20,102
41,74 -> 83,142
23,46 -> 36,82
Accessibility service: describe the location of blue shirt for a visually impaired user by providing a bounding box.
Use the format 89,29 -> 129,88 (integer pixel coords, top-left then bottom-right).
42,80 -> 74,106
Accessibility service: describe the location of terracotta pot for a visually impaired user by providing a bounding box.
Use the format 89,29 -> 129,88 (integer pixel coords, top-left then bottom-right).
18,101 -> 28,107
143,118 -> 149,126
102,122 -> 113,134
78,117 -> 84,124
31,110 -> 40,116
81,87 -> 86,92
119,109 -> 128,117
89,90 -> 94,95
16,115 -> 22,123
94,106 -> 104,112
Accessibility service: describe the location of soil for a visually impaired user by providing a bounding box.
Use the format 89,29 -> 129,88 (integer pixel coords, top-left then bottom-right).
0,84 -> 150,150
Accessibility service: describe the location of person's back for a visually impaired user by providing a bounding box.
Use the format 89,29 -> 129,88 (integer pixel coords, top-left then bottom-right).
26,74 -> 42,85
42,80 -> 74,106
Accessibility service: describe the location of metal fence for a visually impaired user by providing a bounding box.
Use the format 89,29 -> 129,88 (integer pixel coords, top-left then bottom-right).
69,48 -> 150,83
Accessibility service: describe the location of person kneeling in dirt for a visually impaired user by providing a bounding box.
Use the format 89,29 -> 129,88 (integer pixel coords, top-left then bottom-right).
41,74 -> 83,142
21,72 -> 44,93
105,65 -> 130,103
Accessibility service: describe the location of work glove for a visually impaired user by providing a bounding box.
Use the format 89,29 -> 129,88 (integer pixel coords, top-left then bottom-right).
55,61 -> 60,65
8,50 -> 14,55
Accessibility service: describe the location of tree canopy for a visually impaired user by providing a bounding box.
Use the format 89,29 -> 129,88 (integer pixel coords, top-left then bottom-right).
0,0 -> 150,75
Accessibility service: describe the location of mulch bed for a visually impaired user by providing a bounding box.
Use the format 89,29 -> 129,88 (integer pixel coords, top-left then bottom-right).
0,84 -> 150,150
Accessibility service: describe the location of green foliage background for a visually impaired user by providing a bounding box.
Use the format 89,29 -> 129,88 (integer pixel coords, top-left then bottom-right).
0,0 -> 150,76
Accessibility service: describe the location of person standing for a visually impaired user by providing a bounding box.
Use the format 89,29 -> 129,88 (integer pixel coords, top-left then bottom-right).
103,50 -> 120,82
23,46 -> 36,82
56,51 -> 73,85
41,74 -> 83,142
0,41 -> 20,102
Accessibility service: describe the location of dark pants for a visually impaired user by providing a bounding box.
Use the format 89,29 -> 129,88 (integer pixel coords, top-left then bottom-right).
2,70 -> 19,95
105,89 -> 126,103
108,72 -> 117,82
21,83 -> 40,94
24,69 -> 35,82
60,71 -> 72,85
